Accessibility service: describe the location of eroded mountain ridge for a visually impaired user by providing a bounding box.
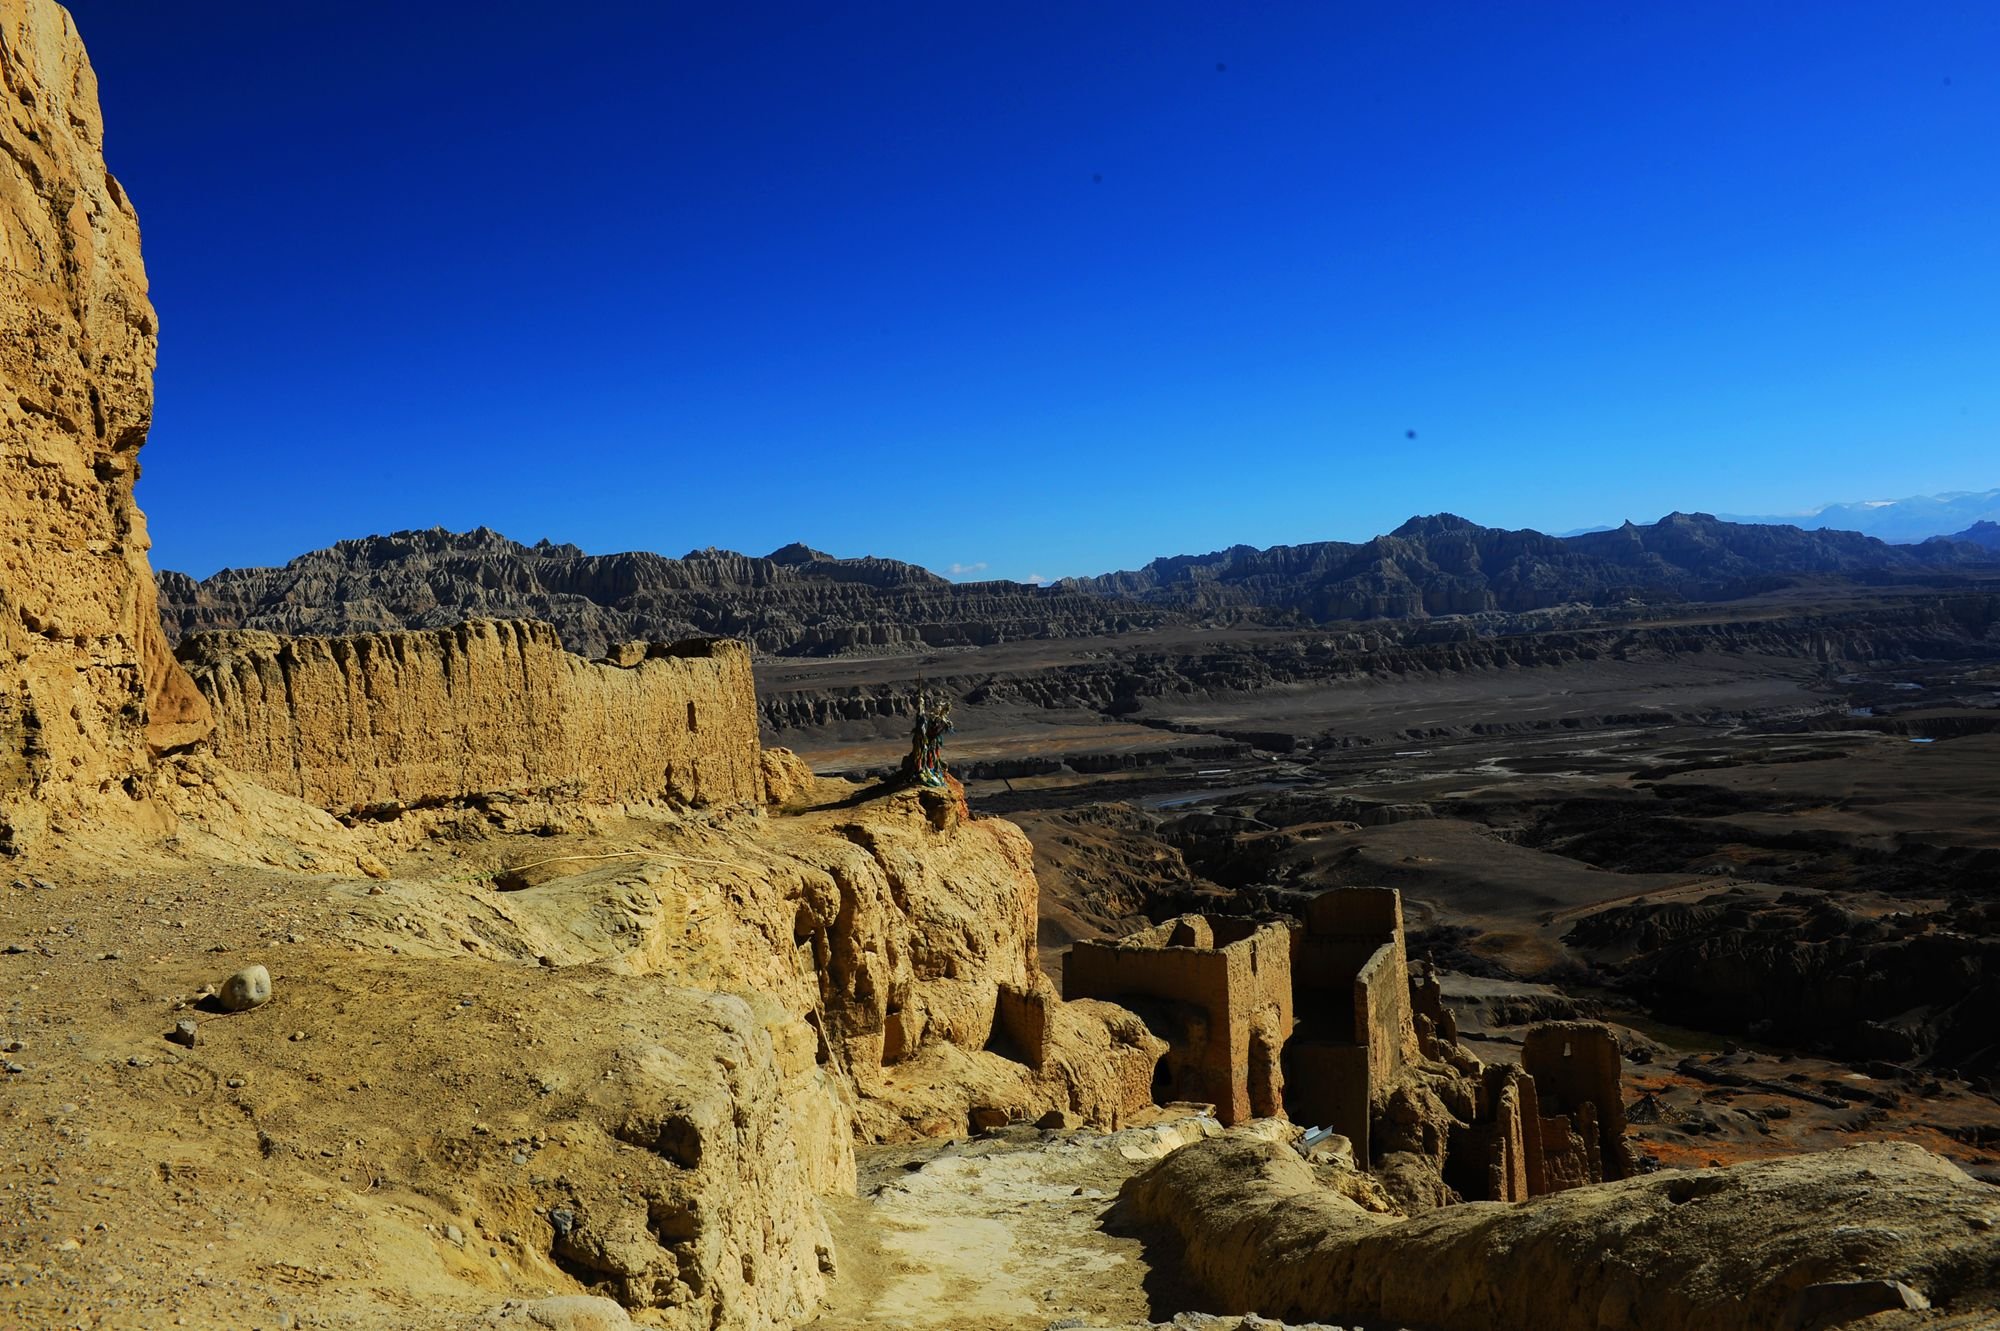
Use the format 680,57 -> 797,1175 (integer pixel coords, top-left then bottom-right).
159,513 -> 1998,660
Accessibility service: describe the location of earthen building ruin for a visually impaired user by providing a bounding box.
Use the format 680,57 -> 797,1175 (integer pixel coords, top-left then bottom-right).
1066,887 -> 1632,1198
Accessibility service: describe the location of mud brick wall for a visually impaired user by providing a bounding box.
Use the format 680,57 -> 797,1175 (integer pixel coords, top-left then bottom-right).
1523,1021 -> 1631,1183
1064,915 -> 1294,1125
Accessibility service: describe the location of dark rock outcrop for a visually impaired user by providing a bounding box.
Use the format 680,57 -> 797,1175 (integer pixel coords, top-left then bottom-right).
757,593 -> 2000,738
1565,888 -> 2000,1079
1942,520 -> 2000,552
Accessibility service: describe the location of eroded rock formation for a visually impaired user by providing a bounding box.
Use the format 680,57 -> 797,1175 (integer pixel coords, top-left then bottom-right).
157,526 -> 1176,658
0,0 -> 210,850
1566,887 -> 2000,1080
757,593 -> 2000,754
178,621 -> 763,811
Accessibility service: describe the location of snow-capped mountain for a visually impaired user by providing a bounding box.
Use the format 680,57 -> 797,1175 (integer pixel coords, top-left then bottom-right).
1716,488 -> 2000,544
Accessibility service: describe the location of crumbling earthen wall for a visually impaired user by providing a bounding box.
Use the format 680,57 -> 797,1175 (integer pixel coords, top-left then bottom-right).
1295,887 -> 1419,1077
0,0 -> 212,850
1351,943 -> 1412,1092
993,983 -> 1052,1068
178,620 -> 764,811
1063,914 -> 1293,1124
1426,1006 -> 1632,1200
1446,1063 -> 1545,1203
1523,1021 -> 1632,1184
1284,888 -> 1420,1151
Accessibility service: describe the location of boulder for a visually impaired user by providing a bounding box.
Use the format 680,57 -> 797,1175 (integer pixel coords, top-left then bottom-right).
219,964 -> 272,1011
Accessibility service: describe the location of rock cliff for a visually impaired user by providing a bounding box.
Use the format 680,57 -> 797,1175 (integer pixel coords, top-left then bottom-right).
1565,887 -> 2000,1080
0,0 -> 210,850
152,511 -> 2000,675
419,780 -> 1163,1142
177,620 -> 764,812
158,516 -> 2000,667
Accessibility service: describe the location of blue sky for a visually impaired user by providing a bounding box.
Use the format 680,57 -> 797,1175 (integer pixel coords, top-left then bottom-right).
69,2 -> 1998,582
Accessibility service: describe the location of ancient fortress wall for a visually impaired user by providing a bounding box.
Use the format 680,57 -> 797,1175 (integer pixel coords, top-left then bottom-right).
178,620 -> 764,811
0,0 -> 212,847
1065,914 -> 1295,1125
1295,887 -> 1418,1090
1522,1021 -> 1632,1185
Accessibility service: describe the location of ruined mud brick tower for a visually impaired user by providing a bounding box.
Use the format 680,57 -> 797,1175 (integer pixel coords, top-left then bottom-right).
1062,915 -> 1295,1125
1064,887 -> 1419,1155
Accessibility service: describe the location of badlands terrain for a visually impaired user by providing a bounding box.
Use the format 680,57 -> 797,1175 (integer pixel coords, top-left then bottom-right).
5,2 -> 2000,1329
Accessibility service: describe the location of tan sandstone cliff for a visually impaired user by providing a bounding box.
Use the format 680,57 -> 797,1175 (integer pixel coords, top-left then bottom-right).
0,6 -> 1151,1327
178,621 -> 763,811
0,0 -> 210,851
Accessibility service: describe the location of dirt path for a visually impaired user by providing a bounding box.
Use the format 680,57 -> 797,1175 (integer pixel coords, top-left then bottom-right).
805,1119 -> 1224,1331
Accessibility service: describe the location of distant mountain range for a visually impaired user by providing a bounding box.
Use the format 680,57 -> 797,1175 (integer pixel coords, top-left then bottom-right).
1066,512 -> 1995,620
1714,488 -> 2000,544
159,513 -> 2000,659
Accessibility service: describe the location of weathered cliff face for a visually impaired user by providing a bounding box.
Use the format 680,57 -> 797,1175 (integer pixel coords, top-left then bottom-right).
426,780 -> 1164,1142
158,526 -> 1177,659
177,620 -> 763,811
0,0 -> 210,849
1566,887 -> 2000,1079
159,517 -> 2000,667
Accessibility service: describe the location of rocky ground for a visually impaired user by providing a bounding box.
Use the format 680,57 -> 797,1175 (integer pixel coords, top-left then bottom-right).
806,1118 -> 1218,1331
8,1 -> 1993,1323
0,775 -> 1152,1331
1,848 -> 831,1330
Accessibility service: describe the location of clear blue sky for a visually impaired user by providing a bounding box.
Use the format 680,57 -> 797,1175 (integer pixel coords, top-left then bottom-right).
69,1 -> 1998,582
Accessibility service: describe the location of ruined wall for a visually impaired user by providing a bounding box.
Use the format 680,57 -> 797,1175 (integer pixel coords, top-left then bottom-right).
1284,1042 -> 1373,1157
0,0 -> 211,849
1288,887 -> 1419,1139
178,620 -> 764,811
1296,888 -> 1418,1077
1419,1006 -> 1631,1201
1352,942 -> 1413,1093
1064,914 -> 1293,1125
1446,1064 -> 1542,1203
1523,1021 -> 1632,1185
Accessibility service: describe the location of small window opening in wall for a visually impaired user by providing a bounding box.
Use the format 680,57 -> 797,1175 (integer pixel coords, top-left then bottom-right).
1563,1042 -> 1573,1058
687,702 -> 698,733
